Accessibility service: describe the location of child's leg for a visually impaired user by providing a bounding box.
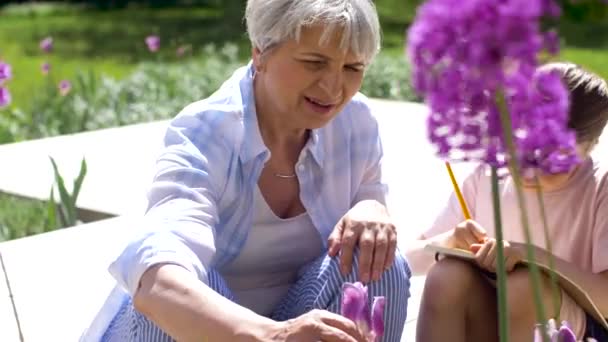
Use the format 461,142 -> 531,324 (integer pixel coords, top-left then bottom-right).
417,258 -> 497,342
505,268 -> 562,341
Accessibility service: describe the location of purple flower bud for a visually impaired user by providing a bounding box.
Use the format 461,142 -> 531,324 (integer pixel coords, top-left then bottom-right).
371,296 -> 386,340
145,35 -> 161,52
58,80 -> 71,96
557,323 -> 577,342
41,62 -> 51,75
40,37 -> 53,53
341,282 -> 368,324
0,86 -> 11,108
0,61 -> 11,83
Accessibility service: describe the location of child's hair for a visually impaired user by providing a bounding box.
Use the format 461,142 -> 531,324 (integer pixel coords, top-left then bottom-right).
542,62 -> 608,144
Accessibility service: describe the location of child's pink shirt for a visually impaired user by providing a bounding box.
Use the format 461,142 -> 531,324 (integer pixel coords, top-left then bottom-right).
423,157 -> 608,336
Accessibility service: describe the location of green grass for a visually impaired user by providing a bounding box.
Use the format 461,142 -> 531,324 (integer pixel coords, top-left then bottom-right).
0,4 -> 251,111
2,1 -> 607,112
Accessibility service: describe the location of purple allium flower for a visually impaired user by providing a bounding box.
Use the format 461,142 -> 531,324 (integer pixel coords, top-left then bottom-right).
0,86 -> 11,108
407,0 -> 578,174
58,80 -> 71,96
40,37 -> 53,53
41,62 -> 51,75
0,61 -> 11,83
534,319 -> 577,342
145,35 -> 160,52
341,282 -> 385,341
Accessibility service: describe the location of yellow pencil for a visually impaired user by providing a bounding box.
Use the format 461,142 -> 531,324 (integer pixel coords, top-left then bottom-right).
444,162 -> 472,220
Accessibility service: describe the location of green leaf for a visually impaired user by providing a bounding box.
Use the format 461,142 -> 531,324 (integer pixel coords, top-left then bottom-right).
71,157 -> 87,208
49,156 -> 75,226
45,187 -> 58,232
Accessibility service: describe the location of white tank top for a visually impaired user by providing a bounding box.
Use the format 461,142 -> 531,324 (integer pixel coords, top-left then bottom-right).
219,186 -> 324,316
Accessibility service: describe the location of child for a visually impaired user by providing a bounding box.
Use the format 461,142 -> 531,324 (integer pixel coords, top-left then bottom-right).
405,62 -> 608,342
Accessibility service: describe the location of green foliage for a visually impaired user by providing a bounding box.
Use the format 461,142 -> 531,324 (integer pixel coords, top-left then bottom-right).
0,194 -> 47,242
362,53 -> 420,102
47,156 -> 87,230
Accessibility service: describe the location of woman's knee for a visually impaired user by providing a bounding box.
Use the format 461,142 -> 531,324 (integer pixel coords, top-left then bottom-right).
377,250 -> 411,294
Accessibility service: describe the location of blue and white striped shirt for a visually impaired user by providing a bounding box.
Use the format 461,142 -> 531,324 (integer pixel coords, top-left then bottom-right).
109,63 -> 387,297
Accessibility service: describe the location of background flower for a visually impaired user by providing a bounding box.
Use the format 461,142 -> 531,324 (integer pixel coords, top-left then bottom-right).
145,35 -> 160,52
58,80 -> 71,96
41,62 -> 51,75
0,86 -> 11,108
39,36 -> 53,53
0,61 -> 11,83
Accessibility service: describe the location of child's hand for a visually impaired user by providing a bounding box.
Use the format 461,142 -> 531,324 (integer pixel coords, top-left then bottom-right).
444,219 -> 488,250
471,239 -> 525,272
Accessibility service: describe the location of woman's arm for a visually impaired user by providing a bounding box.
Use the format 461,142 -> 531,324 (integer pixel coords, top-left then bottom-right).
134,264 -> 274,342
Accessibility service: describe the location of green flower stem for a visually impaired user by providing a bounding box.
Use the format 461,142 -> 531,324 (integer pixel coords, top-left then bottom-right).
491,166 -> 510,342
496,91 -> 549,342
534,181 -> 561,320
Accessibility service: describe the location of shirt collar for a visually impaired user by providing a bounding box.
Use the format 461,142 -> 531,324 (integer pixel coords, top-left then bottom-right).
238,62 -> 269,164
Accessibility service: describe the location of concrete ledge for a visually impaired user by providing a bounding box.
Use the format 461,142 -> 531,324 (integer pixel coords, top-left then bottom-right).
0,216 -> 137,342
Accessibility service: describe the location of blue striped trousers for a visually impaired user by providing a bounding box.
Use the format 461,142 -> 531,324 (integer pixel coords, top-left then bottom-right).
102,250 -> 411,342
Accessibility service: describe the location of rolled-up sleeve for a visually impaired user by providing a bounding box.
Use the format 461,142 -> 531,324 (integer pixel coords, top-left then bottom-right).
109,112 -> 232,296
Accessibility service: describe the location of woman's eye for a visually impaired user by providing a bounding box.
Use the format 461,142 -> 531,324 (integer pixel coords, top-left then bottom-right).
345,66 -> 362,72
304,60 -> 324,66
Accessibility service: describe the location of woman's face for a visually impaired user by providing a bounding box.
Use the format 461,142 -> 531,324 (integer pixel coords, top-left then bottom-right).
253,25 -> 366,130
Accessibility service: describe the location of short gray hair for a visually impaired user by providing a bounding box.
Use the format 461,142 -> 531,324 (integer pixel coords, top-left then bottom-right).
245,0 -> 381,64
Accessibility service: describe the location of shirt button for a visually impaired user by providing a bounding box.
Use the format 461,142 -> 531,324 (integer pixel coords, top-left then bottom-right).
298,164 -> 305,172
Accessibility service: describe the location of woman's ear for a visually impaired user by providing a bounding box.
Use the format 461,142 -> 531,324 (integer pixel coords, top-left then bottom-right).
252,47 -> 265,73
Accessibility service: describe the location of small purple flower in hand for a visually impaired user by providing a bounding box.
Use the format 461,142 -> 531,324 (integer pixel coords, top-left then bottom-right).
341,282 -> 386,341
534,319 -> 580,342
145,35 -> 161,52
58,80 -> 71,96
0,61 -> 11,83
40,37 -> 53,53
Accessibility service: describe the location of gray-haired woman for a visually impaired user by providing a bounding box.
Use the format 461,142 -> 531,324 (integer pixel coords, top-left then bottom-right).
83,1 -> 411,341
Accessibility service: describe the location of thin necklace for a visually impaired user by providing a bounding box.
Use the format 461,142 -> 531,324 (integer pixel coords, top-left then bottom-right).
273,172 -> 297,179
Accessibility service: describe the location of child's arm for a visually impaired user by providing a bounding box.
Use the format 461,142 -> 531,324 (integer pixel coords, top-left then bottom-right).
405,165 -> 484,275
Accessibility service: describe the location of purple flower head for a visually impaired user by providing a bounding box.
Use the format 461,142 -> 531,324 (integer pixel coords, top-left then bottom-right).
145,35 -> 161,52
40,37 -> 53,53
58,80 -> 71,96
41,62 -> 51,75
407,0 -> 578,174
0,86 -> 11,108
0,61 -> 12,83
341,282 -> 385,341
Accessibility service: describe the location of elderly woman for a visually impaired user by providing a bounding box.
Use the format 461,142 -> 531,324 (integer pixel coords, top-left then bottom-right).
83,1 -> 410,341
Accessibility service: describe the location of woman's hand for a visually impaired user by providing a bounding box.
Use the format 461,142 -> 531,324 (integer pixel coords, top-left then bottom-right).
261,309 -> 368,342
328,200 -> 397,283
471,238 -> 525,272
442,219 -> 488,250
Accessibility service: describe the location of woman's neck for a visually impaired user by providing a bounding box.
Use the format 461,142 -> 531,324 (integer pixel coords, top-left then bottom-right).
254,76 -> 308,149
